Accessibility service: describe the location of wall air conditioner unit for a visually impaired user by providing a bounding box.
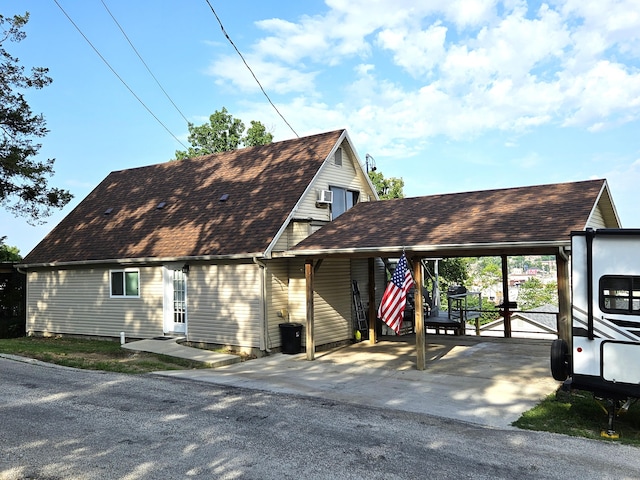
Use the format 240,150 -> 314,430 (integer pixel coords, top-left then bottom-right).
316,189 -> 333,207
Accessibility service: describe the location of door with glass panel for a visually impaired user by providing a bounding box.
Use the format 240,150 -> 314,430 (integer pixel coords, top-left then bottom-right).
163,266 -> 187,334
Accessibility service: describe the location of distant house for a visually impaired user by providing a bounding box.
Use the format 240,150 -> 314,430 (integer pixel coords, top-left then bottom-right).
472,304 -> 559,339
20,130 -> 380,354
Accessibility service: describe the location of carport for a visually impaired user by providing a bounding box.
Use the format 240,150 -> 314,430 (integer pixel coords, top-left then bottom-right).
286,179 -> 620,370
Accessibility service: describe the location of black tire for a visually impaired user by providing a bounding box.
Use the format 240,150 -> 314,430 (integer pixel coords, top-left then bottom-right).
550,338 -> 570,381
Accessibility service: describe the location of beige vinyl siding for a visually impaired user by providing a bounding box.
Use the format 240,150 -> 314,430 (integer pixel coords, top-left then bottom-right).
289,221 -> 311,247
186,262 -> 261,348
287,258 -> 352,347
26,266 -> 163,338
272,221 -> 313,251
265,259 -> 289,350
287,259 -> 306,342
587,203 -> 607,229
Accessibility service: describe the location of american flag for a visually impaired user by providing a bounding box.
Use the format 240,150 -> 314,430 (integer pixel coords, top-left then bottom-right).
378,253 -> 414,334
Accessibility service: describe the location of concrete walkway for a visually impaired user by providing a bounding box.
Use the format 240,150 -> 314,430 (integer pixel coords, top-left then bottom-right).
122,337 -> 240,368
125,336 -> 560,429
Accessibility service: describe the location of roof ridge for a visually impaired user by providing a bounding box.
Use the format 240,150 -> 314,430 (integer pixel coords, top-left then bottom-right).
108,129 -> 346,175
402,178 -> 606,200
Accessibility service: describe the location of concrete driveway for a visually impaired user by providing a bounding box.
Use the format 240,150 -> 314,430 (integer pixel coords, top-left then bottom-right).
152,335 -> 560,428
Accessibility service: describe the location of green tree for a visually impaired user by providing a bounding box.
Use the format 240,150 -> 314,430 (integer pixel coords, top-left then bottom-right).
0,237 -> 21,261
244,120 -> 274,147
473,256 -> 502,291
435,258 -> 470,309
175,107 -> 273,159
368,170 -> 404,199
1,13 -> 72,224
517,277 -> 558,310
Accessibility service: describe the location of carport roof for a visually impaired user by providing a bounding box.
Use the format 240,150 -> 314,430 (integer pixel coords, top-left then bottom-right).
289,179 -> 619,258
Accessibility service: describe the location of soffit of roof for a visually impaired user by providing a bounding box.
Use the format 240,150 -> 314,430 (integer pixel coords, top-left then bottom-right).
22,130 -> 344,266
288,179 -> 606,258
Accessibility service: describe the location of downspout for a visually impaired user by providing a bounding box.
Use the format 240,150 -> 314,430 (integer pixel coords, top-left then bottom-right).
253,257 -> 271,353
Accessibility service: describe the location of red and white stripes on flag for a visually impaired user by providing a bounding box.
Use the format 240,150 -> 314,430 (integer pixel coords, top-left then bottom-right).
378,253 -> 414,334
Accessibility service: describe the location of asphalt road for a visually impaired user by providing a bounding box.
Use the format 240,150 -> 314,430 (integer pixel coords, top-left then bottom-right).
1,355 -> 640,480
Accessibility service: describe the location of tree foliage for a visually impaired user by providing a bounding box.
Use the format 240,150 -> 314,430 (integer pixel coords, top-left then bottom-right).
175,107 -> 273,159
471,256 -> 502,291
0,236 -> 21,261
439,258 -> 469,288
430,258 -> 470,309
518,277 -> 558,310
367,170 -> 404,199
1,13 -> 72,224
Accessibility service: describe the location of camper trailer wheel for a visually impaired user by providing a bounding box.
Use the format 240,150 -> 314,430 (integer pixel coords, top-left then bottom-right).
550,339 -> 570,381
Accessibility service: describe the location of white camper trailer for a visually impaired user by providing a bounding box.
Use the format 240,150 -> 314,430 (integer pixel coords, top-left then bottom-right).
551,228 -> 640,436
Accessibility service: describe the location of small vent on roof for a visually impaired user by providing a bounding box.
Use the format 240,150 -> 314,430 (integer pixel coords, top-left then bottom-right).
219,194 -> 229,202
104,208 -> 113,215
156,201 -> 167,210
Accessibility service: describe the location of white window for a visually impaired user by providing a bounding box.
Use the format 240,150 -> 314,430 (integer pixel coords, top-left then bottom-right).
110,269 -> 140,298
330,186 -> 359,218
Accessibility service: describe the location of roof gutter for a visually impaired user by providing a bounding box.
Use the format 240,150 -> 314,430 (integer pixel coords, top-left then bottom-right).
282,240 -> 570,257
17,251 -> 267,269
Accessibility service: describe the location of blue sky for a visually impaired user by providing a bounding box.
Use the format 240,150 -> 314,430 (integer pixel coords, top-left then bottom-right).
3,0 -> 640,255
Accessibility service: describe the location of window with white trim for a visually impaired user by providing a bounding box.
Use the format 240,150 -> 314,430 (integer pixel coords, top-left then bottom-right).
110,269 -> 140,297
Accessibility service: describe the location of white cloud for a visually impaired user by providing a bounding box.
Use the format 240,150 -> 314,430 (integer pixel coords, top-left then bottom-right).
377,22 -> 448,77
207,54 -> 319,94
560,0 -> 640,58
205,0 -> 640,144
560,61 -> 640,128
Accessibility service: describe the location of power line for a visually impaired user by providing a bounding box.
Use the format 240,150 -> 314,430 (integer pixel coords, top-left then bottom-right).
204,0 -> 299,138
100,0 -> 190,125
52,0 -> 188,149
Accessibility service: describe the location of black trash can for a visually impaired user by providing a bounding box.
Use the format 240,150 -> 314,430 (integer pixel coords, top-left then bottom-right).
279,322 -> 303,354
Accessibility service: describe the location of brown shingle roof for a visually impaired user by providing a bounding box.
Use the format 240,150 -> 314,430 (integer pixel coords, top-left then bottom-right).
24,130 -> 344,265
292,179 -> 609,256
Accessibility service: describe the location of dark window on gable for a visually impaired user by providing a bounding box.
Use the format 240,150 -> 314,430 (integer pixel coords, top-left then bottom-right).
329,186 -> 359,219
600,275 -> 640,314
334,148 -> 342,166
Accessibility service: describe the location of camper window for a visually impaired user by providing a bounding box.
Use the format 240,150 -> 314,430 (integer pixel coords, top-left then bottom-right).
600,275 -> 640,314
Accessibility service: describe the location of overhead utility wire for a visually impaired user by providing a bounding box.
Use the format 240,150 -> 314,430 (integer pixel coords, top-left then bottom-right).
52,0 -> 188,149
204,0 -> 299,138
100,0 -> 190,124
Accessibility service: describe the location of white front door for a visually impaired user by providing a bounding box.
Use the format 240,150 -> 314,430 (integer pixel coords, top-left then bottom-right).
164,266 -> 187,334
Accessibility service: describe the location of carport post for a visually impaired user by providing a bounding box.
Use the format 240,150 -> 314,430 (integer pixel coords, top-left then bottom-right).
501,255 -> 512,338
414,257 -> 426,370
368,257 -> 377,344
305,259 -> 315,360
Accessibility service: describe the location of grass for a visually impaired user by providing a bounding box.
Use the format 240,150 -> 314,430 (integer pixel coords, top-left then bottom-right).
0,336 -> 213,374
513,389 -> 640,446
